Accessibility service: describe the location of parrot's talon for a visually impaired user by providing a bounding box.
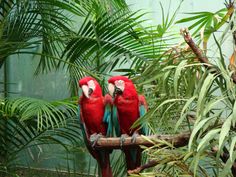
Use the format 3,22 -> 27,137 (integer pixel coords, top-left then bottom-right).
120,134 -> 129,148
131,132 -> 140,143
90,133 -> 103,148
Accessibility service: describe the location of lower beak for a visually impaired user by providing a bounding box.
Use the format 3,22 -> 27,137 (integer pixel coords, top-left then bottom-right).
114,86 -> 123,96
88,88 -> 93,96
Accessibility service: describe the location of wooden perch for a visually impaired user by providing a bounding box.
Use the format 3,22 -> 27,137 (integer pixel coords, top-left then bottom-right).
180,28 -> 236,84
94,132 -> 190,150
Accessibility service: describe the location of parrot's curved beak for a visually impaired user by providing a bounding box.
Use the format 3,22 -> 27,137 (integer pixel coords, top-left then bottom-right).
82,85 -> 90,98
108,83 -> 115,97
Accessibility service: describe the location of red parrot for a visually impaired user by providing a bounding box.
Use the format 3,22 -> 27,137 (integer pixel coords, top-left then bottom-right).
78,76 -> 113,177
108,76 -> 148,172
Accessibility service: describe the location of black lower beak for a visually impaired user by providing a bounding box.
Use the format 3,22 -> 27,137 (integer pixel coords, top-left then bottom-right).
114,87 -> 122,96
88,88 -> 93,96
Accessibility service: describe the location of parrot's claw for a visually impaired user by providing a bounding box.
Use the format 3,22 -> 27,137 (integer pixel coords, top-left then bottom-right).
131,131 -> 140,143
90,133 -> 103,148
120,134 -> 129,147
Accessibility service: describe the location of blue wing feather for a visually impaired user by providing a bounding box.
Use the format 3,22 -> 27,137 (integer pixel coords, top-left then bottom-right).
139,104 -> 149,135
103,104 -> 121,137
103,104 -> 113,137
112,106 -> 120,136
139,105 -> 146,117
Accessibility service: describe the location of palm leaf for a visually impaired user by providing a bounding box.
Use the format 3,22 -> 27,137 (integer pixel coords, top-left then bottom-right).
0,97 -> 77,129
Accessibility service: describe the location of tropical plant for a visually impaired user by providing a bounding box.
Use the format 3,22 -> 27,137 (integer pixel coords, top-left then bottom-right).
0,0 -> 134,176
0,97 -> 80,175
134,0 -> 236,176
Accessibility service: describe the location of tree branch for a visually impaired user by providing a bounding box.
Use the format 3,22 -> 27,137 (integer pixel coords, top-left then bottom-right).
180,28 -> 209,64
180,28 -> 236,84
127,160 -> 158,174
94,132 -> 190,150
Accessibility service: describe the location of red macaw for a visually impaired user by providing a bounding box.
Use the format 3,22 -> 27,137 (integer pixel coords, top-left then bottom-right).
78,76 -> 113,177
108,76 -> 148,172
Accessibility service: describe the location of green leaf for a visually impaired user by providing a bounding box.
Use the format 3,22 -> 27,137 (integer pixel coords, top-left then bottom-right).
219,116 -> 232,149
232,100 -> 236,124
196,74 -> 215,121
174,60 -> 187,96
175,95 -> 196,131
156,98 -> 186,110
197,128 -> 220,152
176,13 -> 209,24
202,97 -> 226,116
213,34 -> 226,70
188,117 -> 215,150
230,136 -> 236,161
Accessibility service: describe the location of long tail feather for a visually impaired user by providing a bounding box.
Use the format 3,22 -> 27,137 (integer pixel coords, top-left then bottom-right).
123,147 -> 141,171
97,151 -> 113,177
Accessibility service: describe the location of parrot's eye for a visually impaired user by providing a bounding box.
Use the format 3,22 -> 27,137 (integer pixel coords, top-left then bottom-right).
115,80 -> 124,87
114,80 -> 124,95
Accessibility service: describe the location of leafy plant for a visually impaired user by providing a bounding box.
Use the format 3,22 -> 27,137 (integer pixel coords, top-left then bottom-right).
0,97 -> 81,175
134,1 -> 236,176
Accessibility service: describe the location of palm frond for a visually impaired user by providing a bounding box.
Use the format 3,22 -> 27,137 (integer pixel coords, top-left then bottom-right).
64,9 -> 176,93
0,97 -> 77,129
0,116 -> 85,174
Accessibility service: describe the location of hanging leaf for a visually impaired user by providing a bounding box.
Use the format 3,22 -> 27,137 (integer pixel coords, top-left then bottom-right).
197,128 -> 220,152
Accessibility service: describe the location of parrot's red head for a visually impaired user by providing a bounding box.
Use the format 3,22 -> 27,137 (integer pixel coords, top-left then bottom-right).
108,76 -> 137,98
78,76 -> 102,98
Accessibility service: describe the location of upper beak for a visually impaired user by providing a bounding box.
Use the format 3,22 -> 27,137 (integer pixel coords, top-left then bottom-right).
81,85 -> 90,98
108,83 -> 115,97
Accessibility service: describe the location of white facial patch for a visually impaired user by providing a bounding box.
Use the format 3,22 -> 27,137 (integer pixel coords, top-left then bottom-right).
108,83 -> 115,96
115,80 -> 125,91
88,80 -> 96,91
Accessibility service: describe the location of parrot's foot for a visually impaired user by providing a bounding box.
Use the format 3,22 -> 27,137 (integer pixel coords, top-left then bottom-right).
131,131 -> 140,143
120,134 -> 129,147
90,133 -> 103,148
